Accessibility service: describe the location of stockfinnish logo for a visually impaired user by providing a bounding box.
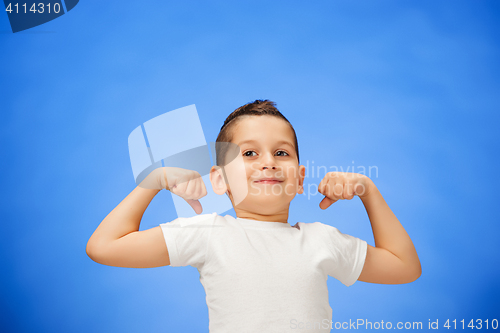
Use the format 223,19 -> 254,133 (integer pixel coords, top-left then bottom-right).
3,0 -> 79,33
128,105 -> 236,218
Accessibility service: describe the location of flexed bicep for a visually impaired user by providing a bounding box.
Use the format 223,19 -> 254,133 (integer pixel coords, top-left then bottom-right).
358,245 -> 421,284
87,226 -> 170,268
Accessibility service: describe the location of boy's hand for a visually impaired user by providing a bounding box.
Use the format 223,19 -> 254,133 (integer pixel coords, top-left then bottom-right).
167,167 -> 208,214
140,167 -> 207,214
318,172 -> 371,210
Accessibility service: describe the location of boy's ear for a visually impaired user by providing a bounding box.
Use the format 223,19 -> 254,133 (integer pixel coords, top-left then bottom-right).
297,165 -> 306,195
210,166 -> 228,195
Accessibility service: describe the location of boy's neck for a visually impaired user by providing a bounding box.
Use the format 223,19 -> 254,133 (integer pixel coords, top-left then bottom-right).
234,210 -> 289,223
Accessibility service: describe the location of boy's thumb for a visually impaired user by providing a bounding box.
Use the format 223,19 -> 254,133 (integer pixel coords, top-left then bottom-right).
186,199 -> 203,214
319,196 -> 337,210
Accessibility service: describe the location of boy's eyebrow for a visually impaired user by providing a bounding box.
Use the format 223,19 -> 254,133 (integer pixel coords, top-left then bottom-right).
236,139 -> 295,148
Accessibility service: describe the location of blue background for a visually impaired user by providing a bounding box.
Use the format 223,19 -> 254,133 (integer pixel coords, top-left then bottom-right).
1,1 -> 499,332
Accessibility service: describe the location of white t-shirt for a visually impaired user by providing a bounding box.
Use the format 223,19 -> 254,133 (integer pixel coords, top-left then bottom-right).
160,213 -> 367,333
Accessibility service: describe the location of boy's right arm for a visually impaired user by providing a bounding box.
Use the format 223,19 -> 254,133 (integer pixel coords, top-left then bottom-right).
86,167 -> 207,268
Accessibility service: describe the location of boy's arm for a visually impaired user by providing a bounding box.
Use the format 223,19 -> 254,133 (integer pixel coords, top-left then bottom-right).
86,187 -> 170,268
318,173 -> 421,284
356,178 -> 421,284
86,167 -> 207,268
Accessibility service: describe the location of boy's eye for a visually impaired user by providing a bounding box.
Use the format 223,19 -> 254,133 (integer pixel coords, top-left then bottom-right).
276,150 -> 289,157
243,150 -> 290,157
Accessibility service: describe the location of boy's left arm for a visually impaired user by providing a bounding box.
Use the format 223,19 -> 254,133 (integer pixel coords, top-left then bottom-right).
318,172 -> 421,284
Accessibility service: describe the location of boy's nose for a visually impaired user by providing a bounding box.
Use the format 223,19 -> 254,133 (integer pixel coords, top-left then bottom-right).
260,153 -> 278,170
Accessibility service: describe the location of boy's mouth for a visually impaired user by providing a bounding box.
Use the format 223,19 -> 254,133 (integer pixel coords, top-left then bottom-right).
254,178 -> 284,184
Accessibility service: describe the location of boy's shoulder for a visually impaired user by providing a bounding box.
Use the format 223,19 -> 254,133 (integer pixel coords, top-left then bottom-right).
162,212 -> 219,227
294,220 -> 336,231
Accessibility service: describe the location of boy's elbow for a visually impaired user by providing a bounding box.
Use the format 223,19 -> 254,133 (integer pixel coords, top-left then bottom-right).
413,263 -> 422,281
86,238 -> 107,264
86,240 -> 98,262
404,262 -> 422,283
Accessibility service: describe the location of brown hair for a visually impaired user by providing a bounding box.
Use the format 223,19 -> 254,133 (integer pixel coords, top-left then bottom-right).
215,99 -> 300,167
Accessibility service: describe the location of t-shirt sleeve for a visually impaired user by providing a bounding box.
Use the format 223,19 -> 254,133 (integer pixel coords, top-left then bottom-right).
319,223 -> 368,287
159,212 -> 217,269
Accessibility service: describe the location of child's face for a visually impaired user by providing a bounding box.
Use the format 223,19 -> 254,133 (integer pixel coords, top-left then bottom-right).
214,115 -> 305,217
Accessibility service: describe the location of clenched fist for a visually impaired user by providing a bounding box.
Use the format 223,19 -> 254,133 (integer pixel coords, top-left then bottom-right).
318,172 -> 372,210
139,167 -> 207,214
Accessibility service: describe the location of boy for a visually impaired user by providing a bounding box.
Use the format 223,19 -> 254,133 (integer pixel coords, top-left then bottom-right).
86,100 -> 421,332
